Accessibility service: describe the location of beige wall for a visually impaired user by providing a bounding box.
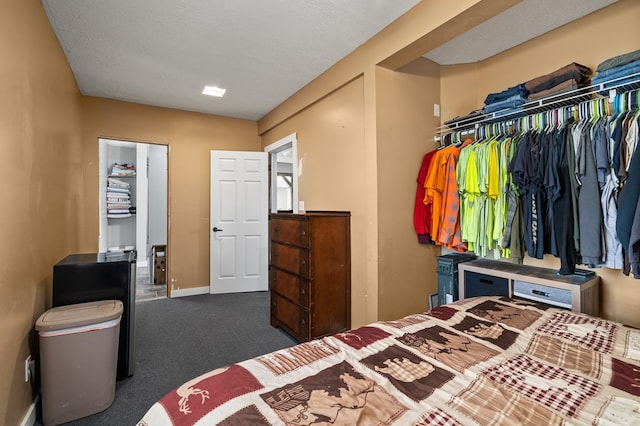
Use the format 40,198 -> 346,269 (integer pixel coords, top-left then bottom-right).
0,0 -> 85,423
259,0 -> 518,134
440,0 -> 640,327
258,0 -> 517,326
5,0 -> 639,422
81,97 -> 261,293
2,3 -> 261,421
261,60 -> 443,325
261,78 -> 374,326
375,59 -> 442,320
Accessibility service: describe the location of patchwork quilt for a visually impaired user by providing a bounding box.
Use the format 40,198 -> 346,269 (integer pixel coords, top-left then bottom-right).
137,296 -> 640,425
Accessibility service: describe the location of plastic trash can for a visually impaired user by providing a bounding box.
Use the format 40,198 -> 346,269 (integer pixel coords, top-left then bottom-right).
36,299 -> 123,425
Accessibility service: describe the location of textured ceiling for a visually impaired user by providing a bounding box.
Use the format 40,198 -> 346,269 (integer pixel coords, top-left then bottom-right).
42,0 -> 420,120
42,0 -> 617,121
423,0 -> 618,65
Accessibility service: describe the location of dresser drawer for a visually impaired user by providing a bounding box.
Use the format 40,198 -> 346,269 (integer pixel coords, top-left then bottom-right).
271,218 -> 309,247
271,242 -> 310,277
270,269 -> 310,307
513,280 -> 572,309
464,271 -> 509,298
271,293 -> 310,340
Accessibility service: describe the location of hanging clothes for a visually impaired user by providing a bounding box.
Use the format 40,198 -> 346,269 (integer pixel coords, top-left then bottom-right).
503,133 -> 523,255
617,140 -> 640,254
629,194 -> 640,277
552,123 -> 578,274
413,150 -> 437,243
601,171 -> 623,269
436,87 -> 639,274
511,130 -> 545,259
424,146 -> 456,242
437,139 -> 472,252
577,120 -> 604,267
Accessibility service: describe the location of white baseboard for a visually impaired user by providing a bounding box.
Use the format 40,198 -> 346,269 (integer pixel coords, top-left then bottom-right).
170,286 -> 209,298
20,394 -> 38,426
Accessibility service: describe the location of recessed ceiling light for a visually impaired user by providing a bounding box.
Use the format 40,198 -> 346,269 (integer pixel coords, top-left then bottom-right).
202,86 -> 226,97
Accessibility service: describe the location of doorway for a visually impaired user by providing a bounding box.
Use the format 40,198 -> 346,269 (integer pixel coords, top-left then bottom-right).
98,138 -> 169,302
265,133 -> 299,213
209,151 -> 269,294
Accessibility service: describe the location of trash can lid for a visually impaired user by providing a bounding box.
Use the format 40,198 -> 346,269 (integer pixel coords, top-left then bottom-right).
36,300 -> 123,331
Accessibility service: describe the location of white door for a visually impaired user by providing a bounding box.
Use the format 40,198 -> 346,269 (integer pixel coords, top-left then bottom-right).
210,151 -> 269,294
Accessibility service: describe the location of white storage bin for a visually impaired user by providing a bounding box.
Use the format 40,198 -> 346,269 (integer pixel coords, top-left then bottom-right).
36,300 -> 123,425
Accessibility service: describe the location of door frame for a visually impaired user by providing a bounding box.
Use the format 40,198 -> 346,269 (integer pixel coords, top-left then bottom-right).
98,138 -> 170,294
265,133 -> 299,213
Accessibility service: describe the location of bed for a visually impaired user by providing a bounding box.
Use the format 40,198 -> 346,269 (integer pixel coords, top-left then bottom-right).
137,296 -> 640,425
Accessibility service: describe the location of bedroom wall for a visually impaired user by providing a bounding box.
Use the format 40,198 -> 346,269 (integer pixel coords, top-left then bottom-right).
439,0 -> 640,327
80,97 -> 261,294
258,0 -> 520,326
258,0 -> 519,134
375,58 -> 443,321
260,60 -> 443,326
0,0 -> 85,424
260,78 -> 374,327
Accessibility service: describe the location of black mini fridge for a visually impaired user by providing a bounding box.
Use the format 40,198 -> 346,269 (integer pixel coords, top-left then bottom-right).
52,251 -> 136,380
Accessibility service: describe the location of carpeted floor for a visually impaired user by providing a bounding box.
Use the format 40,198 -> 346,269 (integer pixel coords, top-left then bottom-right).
35,291 -> 296,425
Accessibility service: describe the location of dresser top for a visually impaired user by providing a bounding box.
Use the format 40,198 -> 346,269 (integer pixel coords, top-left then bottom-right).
271,211 -> 350,218
459,259 -> 597,286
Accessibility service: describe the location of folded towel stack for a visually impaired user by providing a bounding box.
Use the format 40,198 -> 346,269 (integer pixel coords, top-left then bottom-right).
107,176 -> 133,218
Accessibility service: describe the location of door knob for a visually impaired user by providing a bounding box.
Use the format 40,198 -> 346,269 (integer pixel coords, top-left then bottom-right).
212,227 -> 223,232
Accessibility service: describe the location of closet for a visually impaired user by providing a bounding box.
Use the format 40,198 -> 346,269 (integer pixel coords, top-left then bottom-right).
428,73 -> 640,278
98,138 -> 168,274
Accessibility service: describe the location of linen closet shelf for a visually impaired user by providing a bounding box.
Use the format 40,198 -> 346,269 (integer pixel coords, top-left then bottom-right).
436,72 -> 640,143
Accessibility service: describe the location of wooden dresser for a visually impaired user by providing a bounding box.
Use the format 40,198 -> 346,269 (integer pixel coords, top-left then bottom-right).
269,211 -> 351,342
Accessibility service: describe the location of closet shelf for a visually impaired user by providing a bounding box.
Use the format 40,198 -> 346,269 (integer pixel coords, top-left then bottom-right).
436,72 -> 640,142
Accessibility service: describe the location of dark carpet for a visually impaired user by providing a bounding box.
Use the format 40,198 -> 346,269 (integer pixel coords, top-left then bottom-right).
36,291 -> 296,425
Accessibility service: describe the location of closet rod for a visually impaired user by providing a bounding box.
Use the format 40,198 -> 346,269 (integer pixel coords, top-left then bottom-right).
435,86 -> 639,145
435,73 -> 640,142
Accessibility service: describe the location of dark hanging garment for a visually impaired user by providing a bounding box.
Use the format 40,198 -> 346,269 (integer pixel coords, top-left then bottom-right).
577,122 -> 603,267
503,135 -> 522,249
566,124 -> 581,253
553,125 -> 577,274
510,132 -> 531,253
511,131 -> 544,259
508,195 -> 525,264
628,195 -> 640,278
617,148 -> 640,252
526,132 -> 545,259
542,131 -> 559,256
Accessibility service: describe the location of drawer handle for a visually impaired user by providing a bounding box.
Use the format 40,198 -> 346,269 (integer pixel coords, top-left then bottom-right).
301,230 -> 306,236
480,278 -> 494,285
301,288 -> 306,295
301,260 -> 306,265
532,289 -> 550,298
301,318 -> 306,325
